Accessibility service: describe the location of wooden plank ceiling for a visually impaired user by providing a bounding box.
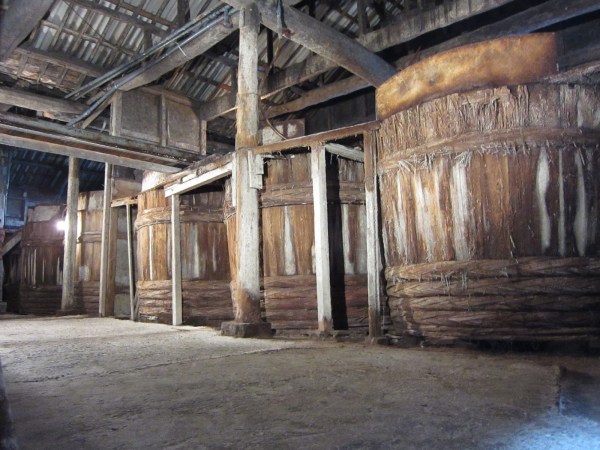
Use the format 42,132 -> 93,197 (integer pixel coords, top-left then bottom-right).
0,0 -> 599,182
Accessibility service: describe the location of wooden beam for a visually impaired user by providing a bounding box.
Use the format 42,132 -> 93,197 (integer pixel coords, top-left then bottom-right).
118,14 -> 240,91
265,0 -> 600,120
126,203 -> 136,321
0,151 -> 8,230
324,143 -> 364,162
0,231 -> 21,257
0,112 -> 196,172
0,0 -> 54,61
228,4 -> 265,329
60,157 -> 79,312
101,0 -> 175,28
251,121 -> 379,155
0,87 -> 87,116
265,76 -> 368,119
98,163 -> 113,317
200,0 -> 518,119
311,144 -> 332,333
66,0 -> 169,37
364,131 -> 382,337
111,196 -> 138,207
164,162 -> 232,197
171,193 -> 183,326
220,0 -> 395,87
15,46 -> 104,77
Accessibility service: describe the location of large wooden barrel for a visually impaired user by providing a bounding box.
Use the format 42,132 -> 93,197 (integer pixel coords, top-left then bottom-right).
377,59 -> 600,341
75,192 -> 103,315
3,240 -> 21,313
135,187 -> 232,325
258,153 -> 369,332
19,205 -> 65,315
75,191 -> 132,317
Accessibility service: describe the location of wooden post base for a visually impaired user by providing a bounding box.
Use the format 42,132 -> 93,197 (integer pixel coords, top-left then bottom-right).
221,321 -> 272,338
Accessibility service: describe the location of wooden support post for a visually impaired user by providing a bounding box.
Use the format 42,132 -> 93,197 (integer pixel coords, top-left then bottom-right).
311,144 -> 333,334
171,194 -> 183,326
357,0 -> 369,36
0,150 -> 8,230
126,203 -> 136,321
98,163 -> 113,317
221,3 -> 271,338
364,131 -> 383,338
200,119 -> 207,156
60,157 -> 80,313
0,150 -> 8,305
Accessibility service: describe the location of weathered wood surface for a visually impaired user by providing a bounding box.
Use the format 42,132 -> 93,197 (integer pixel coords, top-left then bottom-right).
119,14 -> 239,91
0,112 -> 193,173
75,191 -> 131,316
377,80 -> 600,342
0,0 -> 54,61
135,188 -> 232,325
19,205 -> 65,315
201,0 -> 520,120
376,34 -> 558,120
260,154 -> 369,332
0,86 -> 87,117
227,4 -> 263,327
311,144 -> 333,333
61,157 -> 80,312
264,0 -> 600,120
220,0 -> 394,87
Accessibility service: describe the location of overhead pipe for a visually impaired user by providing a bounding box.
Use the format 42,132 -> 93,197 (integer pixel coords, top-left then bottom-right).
66,5 -> 233,102
67,8 -> 238,127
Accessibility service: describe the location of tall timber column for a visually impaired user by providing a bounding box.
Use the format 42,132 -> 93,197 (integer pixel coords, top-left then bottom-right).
60,157 -> 80,314
221,3 -> 272,338
0,150 -> 8,306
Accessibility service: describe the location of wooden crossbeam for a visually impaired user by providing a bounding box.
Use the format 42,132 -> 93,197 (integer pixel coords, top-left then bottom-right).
220,0 -> 395,87
119,15 -> 240,91
0,86 -> 87,116
199,0 -> 518,120
0,231 -> 21,257
263,0 -> 600,120
14,46 -> 104,77
164,162 -> 232,197
66,0 -> 169,37
324,143 -> 364,162
0,112 -> 196,172
0,0 -> 54,61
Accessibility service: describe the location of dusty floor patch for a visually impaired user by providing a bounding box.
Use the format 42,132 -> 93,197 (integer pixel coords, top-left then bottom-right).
0,316 -> 599,449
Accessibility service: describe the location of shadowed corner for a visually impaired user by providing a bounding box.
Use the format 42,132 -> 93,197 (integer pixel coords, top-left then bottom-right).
0,358 -> 18,450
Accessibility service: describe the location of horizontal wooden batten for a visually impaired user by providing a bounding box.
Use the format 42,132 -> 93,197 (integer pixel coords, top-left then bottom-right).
250,122 -> 379,155
164,162 -> 232,197
0,113 -> 200,172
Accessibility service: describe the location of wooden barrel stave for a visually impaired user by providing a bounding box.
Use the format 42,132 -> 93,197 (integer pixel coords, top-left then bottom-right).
135,188 -> 233,326
19,205 -> 64,316
378,82 -> 600,342
260,153 -> 369,332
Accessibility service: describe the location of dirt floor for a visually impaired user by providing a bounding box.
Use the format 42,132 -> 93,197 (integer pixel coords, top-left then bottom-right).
0,315 -> 599,450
